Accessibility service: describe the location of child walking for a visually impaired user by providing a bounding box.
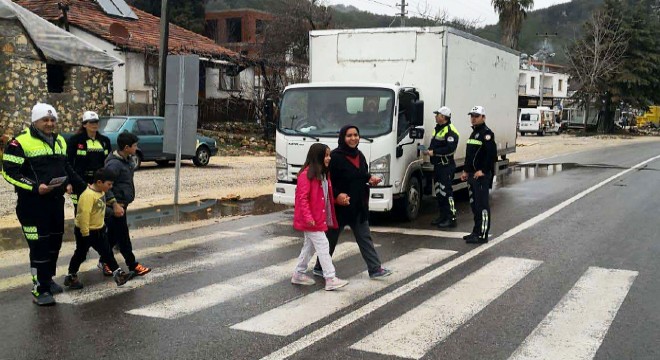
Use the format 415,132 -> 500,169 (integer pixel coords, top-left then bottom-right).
64,168 -> 133,289
292,143 -> 349,291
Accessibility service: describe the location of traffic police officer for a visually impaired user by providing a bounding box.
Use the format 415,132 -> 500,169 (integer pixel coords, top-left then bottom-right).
2,103 -> 85,305
426,106 -> 459,228
460,105 -> 497,243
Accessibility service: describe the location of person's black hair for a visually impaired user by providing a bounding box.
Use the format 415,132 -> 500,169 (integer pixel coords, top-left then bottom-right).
302,143 -> 330,180
117,131 -> 139,150
93,167 -> 117,183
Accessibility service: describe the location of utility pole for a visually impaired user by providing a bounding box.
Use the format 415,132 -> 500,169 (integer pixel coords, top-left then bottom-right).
536,32 -> 557,108
157,0 -> 169,117
397,1 -> 407,27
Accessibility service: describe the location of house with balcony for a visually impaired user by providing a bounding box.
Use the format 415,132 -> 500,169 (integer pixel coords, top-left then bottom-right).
518,61 -> 570,109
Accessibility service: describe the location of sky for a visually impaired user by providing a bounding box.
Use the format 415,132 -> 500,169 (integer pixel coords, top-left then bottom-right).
324,0 -> 572,26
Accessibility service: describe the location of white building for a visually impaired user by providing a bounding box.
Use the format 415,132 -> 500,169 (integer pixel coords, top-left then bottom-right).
518,61 -> 570,108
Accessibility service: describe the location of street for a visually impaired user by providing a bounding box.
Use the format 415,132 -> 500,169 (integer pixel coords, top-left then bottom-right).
0,140 -> 658,360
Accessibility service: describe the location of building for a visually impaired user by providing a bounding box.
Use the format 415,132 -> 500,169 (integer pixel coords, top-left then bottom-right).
0,0 -> 121,134
518,60 -> 570,109
14,0 -> 241,115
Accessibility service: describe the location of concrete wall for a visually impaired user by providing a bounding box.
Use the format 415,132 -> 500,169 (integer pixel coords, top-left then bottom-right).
0,19 -> 113,136
206,66 -> 255,100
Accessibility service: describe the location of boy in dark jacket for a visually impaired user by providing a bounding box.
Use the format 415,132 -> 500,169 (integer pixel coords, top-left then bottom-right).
101,132 -> 151,276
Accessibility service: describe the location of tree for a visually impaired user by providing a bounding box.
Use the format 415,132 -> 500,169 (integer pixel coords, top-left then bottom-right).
128,0 -> 207,34
491,0 -> 534,50
565,3 -> 628,133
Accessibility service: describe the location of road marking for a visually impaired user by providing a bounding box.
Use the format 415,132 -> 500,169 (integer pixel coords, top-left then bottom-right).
231,248 -> 457,336
0,231 -> 244,292
509,267 -> 637,360
125,242 -> 370,319
350,257 -> 541,359
276,221 -> 468,239
260,154 -> 660,360
56,236 -> 299,305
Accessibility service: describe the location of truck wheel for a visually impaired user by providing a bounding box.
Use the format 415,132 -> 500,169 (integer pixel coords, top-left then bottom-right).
397,176 -> 421,221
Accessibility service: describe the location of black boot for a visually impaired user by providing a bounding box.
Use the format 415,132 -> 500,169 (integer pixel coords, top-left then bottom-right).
437,219 -> 457,228
430,216 -> 445,225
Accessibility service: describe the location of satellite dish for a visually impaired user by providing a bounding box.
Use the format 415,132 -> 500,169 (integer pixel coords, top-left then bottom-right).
109,22 -> 131,44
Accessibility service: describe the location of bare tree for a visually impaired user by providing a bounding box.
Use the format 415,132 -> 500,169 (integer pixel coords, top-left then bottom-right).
413,0 -> 482,31
565,8 -> 628,132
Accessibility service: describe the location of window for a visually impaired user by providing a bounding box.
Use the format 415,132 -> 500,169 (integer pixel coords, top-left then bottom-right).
530,77 -> 536,89
226,18 -> 242,42
132,119 -> 158,135
397,91 -> 416,140
218,69 -> 241,91
47,64 -> 71,93
558,79 -> 563,91
255,19 -> 265,36
205,20 -> 218,42
144,56 -> 158,86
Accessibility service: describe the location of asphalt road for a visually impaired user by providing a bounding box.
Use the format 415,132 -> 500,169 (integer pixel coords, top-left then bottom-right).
0,140 -> 658,360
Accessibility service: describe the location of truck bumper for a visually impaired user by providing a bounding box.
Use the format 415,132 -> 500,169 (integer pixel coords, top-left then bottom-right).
273,183 -> 394,212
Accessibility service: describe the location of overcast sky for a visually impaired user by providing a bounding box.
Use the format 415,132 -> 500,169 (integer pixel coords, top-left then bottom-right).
324,0 -> 572,25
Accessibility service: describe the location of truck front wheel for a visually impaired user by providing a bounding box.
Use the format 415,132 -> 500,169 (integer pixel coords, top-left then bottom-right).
396,176 -> 421,221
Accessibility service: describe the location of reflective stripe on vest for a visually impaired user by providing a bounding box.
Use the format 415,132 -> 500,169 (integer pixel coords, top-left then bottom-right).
434,123 -> 460,140
467,139 -> 483,146
15,129 -> 67,158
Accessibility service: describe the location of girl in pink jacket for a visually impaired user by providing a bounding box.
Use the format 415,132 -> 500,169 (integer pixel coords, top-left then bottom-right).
292,143 -> 349,291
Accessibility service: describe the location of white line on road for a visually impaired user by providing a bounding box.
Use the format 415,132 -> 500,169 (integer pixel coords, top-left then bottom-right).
125,242 -> 372,319
56,236 -> 299,305
259,154 -> 660,360
350,257 -> 541,359
276,221 -> 469,239
0,231 -> 244,293
509,267 -> 638,360
231,248 -> 457,336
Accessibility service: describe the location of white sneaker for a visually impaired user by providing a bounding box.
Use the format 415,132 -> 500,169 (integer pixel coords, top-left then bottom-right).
324,277 -> 349,291
291,272 -> 316,286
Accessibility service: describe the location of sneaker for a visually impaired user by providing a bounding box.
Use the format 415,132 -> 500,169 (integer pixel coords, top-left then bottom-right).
132,263 -> 151,276
324,277 -> 349,291
113,269 -> 134,286
291,272 -> 316,286
312,269 -> 324,278
437,219 -> 457,228
369,267 -> 393,279
63,274 -> 84,290
49,280 -> 64,294
32,292 -> 56,306
98,262 -> 113,276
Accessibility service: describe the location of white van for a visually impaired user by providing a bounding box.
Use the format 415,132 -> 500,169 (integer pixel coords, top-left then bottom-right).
518,107 -> 560,136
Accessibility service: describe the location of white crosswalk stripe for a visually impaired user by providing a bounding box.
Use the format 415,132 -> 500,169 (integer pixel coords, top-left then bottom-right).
125,242 -> 372,319
509,267 -> 637,360
56,236 -> 299,305
0,231 -> 244,293
231,248 -> 457,336
350,257 -> 542,359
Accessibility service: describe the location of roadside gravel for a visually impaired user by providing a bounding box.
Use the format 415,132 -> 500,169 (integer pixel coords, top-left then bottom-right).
1,134 -> 658,229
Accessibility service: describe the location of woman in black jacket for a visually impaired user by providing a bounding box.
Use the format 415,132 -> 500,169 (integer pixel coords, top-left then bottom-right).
313,125 -> 392,279
66,111 -> 113,188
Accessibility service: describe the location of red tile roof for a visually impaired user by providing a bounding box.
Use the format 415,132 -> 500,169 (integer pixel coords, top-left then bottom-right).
14,0 -> 239,60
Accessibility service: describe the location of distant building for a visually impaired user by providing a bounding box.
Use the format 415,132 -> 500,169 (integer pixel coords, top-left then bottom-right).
518,60 -> 570,109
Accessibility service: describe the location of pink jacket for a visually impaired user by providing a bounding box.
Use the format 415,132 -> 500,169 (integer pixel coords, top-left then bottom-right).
293,168 -> 339,232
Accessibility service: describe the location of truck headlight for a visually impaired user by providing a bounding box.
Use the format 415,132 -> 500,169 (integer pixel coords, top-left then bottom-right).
276,152 -> 288,181
369,154 -> 390,186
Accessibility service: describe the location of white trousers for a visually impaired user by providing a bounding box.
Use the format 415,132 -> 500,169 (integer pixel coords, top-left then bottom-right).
294,231 -> 336,279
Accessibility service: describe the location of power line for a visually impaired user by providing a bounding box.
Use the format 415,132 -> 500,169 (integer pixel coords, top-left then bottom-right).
355,0 -> 399,11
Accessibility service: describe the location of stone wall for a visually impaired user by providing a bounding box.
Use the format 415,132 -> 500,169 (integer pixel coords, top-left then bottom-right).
0,19 -> 114,141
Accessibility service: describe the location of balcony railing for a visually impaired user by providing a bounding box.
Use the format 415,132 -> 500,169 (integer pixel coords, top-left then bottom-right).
518,85 -> 527,95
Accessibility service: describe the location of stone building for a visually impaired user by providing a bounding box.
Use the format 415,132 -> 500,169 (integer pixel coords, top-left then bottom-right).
0,0 -> 119,136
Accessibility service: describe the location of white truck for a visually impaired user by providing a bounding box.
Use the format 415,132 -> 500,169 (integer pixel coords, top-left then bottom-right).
272,27 -> 519,220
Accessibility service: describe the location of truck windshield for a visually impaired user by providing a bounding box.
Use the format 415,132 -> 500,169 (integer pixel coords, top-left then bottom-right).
278,88 -> 395,137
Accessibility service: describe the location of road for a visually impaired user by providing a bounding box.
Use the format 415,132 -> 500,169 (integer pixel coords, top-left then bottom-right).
0,140 -> 658,360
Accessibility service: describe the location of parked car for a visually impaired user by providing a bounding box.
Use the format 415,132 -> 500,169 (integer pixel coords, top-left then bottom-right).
64,116 -> 218,170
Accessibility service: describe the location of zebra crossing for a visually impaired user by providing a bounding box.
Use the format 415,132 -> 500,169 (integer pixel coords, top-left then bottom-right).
0,222 -> 639,360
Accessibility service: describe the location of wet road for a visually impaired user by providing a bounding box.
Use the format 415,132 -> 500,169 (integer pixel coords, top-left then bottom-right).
0,140 -> 658,360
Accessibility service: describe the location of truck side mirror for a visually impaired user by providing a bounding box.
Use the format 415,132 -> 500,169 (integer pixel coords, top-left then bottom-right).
409,100 -> 424,126
408,127 -> 425,139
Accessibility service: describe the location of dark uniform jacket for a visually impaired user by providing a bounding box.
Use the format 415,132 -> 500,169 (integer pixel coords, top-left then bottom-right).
104,151 -> 136,205
464,123 -> 497,174
67,132 -> 113,184
2,126 -> 84,198
429,121 -> 459,166
328,149 -> 372,223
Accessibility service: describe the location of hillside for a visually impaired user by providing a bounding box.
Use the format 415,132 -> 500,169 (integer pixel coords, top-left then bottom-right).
205,0 -> 605,64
